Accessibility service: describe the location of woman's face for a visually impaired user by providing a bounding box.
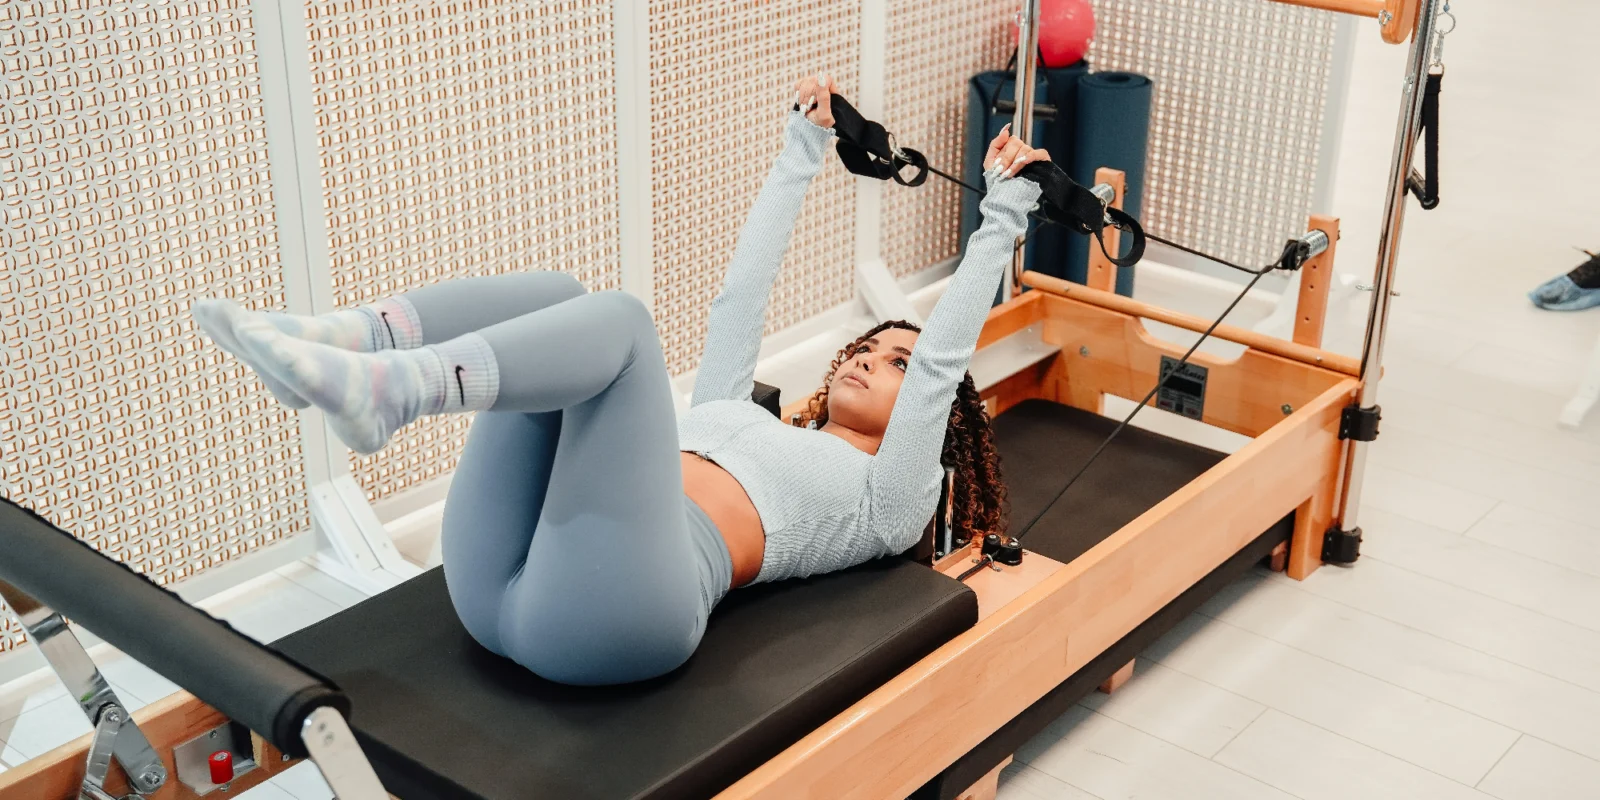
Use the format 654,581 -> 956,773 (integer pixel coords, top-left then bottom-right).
825,327 -> 920,435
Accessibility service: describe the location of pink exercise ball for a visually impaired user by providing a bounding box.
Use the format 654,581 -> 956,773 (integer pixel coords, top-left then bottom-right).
1009,0 -> 1096,68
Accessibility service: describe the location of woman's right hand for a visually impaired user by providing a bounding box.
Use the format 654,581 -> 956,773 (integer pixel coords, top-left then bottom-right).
984,124 -> 1051,178
794,73 -> 840,129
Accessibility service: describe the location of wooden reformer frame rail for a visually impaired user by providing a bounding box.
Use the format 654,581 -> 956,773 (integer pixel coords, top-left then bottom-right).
716,273 -> 1359,799
1270,0 -> 1420,44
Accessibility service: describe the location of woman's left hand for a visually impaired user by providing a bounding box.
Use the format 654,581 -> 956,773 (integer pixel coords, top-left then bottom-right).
794,73 -> 840,129
983,124 -> 1051,178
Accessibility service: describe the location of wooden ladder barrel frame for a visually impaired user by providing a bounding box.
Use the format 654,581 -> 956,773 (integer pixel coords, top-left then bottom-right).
1269,0 -> 1422,44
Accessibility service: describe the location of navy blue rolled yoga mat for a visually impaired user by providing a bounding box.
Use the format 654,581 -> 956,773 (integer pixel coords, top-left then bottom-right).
1064,71 -> 1152,296
1026,61 -> 1092,283
961,68 -> 1053,283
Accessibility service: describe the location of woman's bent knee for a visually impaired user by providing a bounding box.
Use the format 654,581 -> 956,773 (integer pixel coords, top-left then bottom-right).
589,290 -> 657,337
528,270 -> 586,302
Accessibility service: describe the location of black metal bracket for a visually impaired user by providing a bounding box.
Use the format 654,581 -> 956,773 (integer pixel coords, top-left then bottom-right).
992,98 -> 1059,121
1339,404 -> 1382,442
1322,526 -> 1362,565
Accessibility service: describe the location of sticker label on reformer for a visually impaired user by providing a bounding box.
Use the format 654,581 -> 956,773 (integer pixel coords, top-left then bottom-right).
1157,356 -> 1207,421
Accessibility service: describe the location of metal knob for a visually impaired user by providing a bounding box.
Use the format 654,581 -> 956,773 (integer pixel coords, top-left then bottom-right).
981,533 -> 1004,558
996,538 -> 1024,567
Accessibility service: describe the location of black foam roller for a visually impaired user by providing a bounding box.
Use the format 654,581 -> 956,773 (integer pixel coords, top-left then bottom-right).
0,499 -> 348,758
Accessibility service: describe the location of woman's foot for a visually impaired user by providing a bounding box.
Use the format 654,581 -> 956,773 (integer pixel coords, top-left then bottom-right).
193,299 -> 312,409
1529,249 -> 1600,311
230,317 -> 499,455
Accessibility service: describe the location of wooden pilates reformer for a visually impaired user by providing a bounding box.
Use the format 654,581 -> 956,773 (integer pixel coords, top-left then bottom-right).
0,1 -> 1447,799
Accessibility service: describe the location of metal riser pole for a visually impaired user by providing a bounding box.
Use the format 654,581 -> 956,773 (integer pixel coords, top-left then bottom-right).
1003,0 -> 1041,302
1335,0 -> 1443,534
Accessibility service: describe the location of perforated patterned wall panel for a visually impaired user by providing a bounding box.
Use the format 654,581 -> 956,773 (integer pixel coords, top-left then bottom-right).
1089,0 -> 1336,266
301,1 -> 623,502
880,0 -> 1018,278
648,0 -> 861,376
1,1 -> 307,652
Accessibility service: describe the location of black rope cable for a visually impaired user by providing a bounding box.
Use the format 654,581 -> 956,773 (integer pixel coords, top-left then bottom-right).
837,96 -> 1308,550
956,555 -> 994,583
1010,264 -> 1274,542
924,157 -> 1279,278
1141,231 -> 1267,276
926,161 -> 1262,276
911,155 -> 1288,543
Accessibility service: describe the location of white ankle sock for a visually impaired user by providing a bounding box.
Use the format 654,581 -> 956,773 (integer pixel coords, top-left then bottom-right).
260,296 -> 424,352
426,335 -> 502,415
232,317 -> 498,454
193,298 -> 311,409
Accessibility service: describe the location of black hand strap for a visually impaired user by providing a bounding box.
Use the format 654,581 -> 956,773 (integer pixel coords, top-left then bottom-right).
1406,69 -> 1442,210
825,95 -> 930,187
825,93 -> 1146,269
1015,161 -> 1145,268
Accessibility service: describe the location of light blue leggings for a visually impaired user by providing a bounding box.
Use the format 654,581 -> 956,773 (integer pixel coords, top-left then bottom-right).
403,272 -> 732,686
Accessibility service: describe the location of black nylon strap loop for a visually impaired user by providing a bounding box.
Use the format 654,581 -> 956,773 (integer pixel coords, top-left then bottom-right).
1406,70 -> 1442,210
826,95 -> 930,187
825,92 -> 1146,268
1103,206 -> 1145,268
1015,161 -> 1144,269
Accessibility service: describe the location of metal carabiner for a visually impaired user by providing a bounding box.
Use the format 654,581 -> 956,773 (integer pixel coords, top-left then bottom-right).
1429,3 -> 1456,72
886,132 -> 910,166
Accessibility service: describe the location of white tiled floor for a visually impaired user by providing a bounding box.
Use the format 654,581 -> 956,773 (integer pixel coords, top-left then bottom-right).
2,4 -> 1597,800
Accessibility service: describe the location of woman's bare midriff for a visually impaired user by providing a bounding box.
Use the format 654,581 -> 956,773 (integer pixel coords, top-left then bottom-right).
681,452 -> 764,589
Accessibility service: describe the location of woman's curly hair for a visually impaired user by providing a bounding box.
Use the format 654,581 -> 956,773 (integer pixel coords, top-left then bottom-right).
792,320 -> 1007,542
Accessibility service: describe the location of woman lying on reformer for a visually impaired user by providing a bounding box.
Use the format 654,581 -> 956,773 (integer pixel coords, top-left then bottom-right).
195,74 -> 1049,686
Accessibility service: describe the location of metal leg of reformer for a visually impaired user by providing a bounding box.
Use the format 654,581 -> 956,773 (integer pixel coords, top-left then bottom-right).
300,707 -> 387,800
1558,330 -> 1600,429
1328,0 -> 1446,562
0,580 -> 167,799
1001,0 -> 1041,303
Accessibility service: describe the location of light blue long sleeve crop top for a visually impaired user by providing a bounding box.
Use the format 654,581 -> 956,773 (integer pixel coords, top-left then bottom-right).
676,111 -> 1042,584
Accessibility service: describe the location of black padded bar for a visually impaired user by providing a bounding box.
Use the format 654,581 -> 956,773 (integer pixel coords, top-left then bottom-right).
0,499 -> 349,758
274,561 -> 977,800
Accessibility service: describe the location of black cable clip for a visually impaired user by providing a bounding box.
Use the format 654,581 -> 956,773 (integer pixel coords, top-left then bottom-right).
1321,526 -> 1362,564
1274,228 -> 1333,272
1277,238 -> 1313,272
1338,405 -> 1382,442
